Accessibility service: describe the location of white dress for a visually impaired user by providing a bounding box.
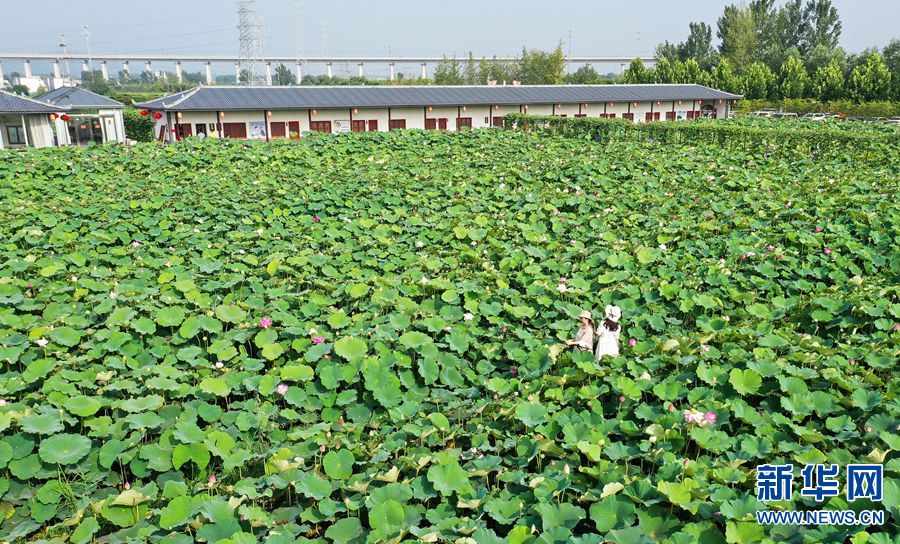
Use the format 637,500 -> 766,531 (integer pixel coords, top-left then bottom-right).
595,324 -> 620,360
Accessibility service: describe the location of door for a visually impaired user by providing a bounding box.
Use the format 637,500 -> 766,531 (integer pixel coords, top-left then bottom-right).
389,119 -> 406,131
367,120 -> 378,131
195,123 -> 207,137
103,117 -> 117,142
438,118 -> 448,130
492,116 -> 503,127
456,117 -> 472,130
269,122 -> 286,138
175,124 -> 192,140
665,111 -> 676,121
424,118 -> 436,130
288,121 -> 301,139
351,120 -> 366,132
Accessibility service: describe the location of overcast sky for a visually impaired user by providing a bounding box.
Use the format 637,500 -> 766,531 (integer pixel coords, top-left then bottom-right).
2,0 -> 897,76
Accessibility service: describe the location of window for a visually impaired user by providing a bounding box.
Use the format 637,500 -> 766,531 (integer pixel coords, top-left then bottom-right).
559,114 -> 567,118
222,122 -> 247,139
389,119 -> 406,131
270,122 -> 287,138
622,113 -> 634,121
607,113 -> 616,119
367,120 -> 378,131
574,114 -> 587,118
424,118 -> 436,130
456,117 -> 472,130
309,121 -> 332,133
438,118 -> 448,130
694,110 -> 702,119
351,120 -> 367,132
492,116 -> 504,127
6,126 -> 26,145
288,121 -> 301,139
665,111 -> 676,121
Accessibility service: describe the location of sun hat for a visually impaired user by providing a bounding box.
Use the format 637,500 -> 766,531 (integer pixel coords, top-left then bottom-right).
578,310 -> 592,320
605,305 -> 622,323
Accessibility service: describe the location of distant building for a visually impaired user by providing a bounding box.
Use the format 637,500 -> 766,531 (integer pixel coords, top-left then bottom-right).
36,87 -> 126,145
0,89 -> 58,148
135,84 -> 741,142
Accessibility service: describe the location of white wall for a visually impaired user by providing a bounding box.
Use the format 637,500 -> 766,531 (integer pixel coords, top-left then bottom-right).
350,108 -> 390,132
0,114 -> 54,148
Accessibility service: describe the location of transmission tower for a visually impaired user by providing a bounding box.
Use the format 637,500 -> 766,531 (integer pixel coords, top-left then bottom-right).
237,1 -> 265,84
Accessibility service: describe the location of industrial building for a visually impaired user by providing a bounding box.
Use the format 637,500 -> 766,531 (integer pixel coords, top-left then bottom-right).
135,84 -> 740,142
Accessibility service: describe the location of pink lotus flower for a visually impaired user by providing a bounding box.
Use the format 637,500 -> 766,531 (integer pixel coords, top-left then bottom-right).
209,474 -> 217,485
893,323 -> 900,331
509,369 -> 517,376
215,362 -> 224,369
501,325 -> 507,332
629,338 -> 637,346
824,247 -> 831,255
36,338 -> 49,347
276,383 -> 289,395
668,403 -> 676,412
0,399 -> 7,407
815,227 -> 823,232
619,396 -> 625,403
131,240 -> 141,247
705,411 -> 717,424
124,481 -> 131,490
694,199 -> 700,204
259,317 -> 272,328
312,336 -> 325,344
313,216 -> 320,223
683,409 -> 703,424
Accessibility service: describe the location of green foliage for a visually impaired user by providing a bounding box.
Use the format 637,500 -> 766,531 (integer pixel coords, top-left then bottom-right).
742,62 -> 776,99
519,42 -> 566,84
623,58 -> 648,84
0,129 -> 896,542
779,55 -> 811,99
813,58 -> 845,101
123,107 -> 156,142
849,51 -> 893,102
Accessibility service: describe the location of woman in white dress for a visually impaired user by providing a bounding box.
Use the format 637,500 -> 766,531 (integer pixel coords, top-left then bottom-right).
595,305 -> 622,360
566,310 -> 595,353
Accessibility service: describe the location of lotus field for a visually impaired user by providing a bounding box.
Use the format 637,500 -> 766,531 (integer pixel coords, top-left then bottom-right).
0,127 -> 897,544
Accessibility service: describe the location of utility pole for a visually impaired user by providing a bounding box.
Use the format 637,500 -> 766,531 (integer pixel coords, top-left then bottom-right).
59,35 -> 71,78
82,25 -> 93,82
237,1 -> 265,84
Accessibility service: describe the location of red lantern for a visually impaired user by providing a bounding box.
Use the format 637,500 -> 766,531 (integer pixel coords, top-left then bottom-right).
153,112 -> 163,119
49,113 -> 58,121
61,114 -> 70,121
140,110 -> 149,116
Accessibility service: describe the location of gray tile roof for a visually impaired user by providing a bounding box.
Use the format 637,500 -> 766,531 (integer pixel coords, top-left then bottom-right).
135,84 -> 742,111
36,86 -> 124,109
0,89 -> 64,114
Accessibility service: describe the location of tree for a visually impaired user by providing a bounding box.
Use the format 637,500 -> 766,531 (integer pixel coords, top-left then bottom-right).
274,63 -> 295,85
813,58 -> 844,101
711,58 -> 740,92
519,43 -> 565,84
565,64 -> 602,84
622,58 -> 648,84
463,53 -> 479,84
801,0 -> 841,53
675,59 -> 703,84
717,5 -> 758,72
779,55 -> 810,98
742,62 -> 775,99
681,22 -> 716,69
4,83 -> 30,95
848,51 -> 892,101
882,39 -> 900,100
804,44 -> 845,75
434,56 -> 463,85
653,58 -> 675,83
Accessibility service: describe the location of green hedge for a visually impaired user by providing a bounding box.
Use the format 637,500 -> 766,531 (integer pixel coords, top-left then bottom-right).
734,99 -> 899,117
502,114 -> 899,160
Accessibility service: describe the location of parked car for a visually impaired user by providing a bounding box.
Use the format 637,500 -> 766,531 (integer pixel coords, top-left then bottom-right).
802,113 -> 828,121
772,112 -> 799,119
881,117 -> 900,125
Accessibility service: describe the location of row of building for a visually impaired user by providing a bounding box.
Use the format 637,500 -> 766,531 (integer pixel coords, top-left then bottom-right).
1,84 -> 740,148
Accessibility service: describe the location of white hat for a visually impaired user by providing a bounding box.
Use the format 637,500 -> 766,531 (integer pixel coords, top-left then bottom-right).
605,305 -> 622,323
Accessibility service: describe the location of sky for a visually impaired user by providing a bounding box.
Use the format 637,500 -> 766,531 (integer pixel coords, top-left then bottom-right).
2,0 -> 897,77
